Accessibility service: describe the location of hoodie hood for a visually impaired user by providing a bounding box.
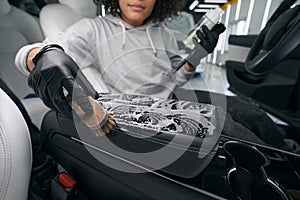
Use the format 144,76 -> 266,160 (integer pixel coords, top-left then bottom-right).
105,14 -> 159,56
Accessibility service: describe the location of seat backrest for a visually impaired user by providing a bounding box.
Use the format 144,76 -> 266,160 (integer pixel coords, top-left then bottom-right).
0,88 -> 32,200
39,0 -> 109,92
40,0 -> 97,37
0,0 -> 44,99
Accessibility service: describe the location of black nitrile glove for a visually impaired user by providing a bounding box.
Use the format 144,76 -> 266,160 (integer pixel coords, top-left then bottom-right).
28,44 -> 99,119
185,23 -> 226,68
197,23 -> 226,53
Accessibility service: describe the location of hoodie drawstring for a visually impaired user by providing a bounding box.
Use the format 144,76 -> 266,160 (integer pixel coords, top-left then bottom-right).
119,21 -> 157,57
119,21 -> 126,50
146,26 -> 157,57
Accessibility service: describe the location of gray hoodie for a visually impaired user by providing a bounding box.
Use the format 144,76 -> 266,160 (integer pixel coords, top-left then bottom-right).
15,14 -> 196,98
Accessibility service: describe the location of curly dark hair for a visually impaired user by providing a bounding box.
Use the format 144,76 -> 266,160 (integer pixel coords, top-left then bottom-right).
94,0 -> 186,23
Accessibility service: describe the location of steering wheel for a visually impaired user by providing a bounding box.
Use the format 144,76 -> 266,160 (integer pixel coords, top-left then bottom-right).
245,0 -> 300,76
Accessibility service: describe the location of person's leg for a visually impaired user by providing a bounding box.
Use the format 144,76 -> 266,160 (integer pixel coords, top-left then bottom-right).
171,87 -> 286,147
225,94 -> 286,147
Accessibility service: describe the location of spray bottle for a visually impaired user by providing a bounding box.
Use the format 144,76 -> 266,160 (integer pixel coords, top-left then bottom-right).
183,7 -> 224,50
183,0 -> 237,50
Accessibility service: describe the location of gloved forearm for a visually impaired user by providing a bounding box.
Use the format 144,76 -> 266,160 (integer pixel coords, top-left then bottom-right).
28,44 -> 98,119
185,23 -> 226,68
185,45 -> 208,68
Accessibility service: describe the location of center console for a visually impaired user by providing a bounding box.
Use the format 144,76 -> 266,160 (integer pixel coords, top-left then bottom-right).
40,94 -> 300,199
174,137 -> 300,200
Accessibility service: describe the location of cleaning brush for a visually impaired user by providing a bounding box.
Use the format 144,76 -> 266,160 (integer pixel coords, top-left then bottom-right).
67,95 -> 116,136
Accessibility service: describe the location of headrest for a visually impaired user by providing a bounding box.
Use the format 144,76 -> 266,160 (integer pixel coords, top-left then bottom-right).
59,0 -> 97,18
0,0 -> 11,15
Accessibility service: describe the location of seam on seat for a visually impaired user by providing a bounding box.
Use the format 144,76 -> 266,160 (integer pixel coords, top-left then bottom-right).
0,121 -> 12,200
121,131 -> 211,154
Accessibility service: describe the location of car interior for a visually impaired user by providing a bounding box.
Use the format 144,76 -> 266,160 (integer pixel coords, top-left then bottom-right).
0,87 -> 32,200
0,0 -> 49,128
226,0 -> 300,130
1,0 -> 300,199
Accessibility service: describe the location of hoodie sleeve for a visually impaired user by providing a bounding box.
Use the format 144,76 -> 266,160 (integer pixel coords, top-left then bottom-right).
44,18 -> 97,67
15,18 -> 97,76
15,43 -> 45,76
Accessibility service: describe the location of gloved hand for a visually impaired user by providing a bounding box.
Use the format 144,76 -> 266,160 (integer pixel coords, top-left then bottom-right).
185,23 -> 226,68
28,44 -> 99,119
197,23 -> 226,53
